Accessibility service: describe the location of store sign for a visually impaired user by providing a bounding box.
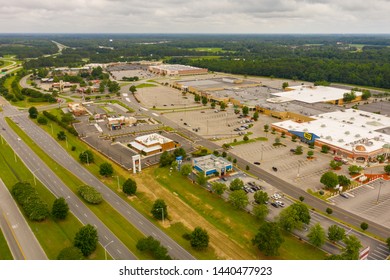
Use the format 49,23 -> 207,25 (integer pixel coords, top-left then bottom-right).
304,132 -> 312,141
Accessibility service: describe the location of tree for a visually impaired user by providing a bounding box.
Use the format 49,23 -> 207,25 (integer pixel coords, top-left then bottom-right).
330,160 -> 342,170
28,106 -> 38,119
229,178 -> 244,191
384,165 -> 390,175
129,85 -> 137,94
321,145 -> 330,153
79,150 -> 94,164
253,111 -> 259,121
151,199 -> 167,220
173,147 -> 187,160
52,197 -> 69,220
159,151 -> 174,167
74,224 -> 98,257
180,164 -> 192,176
307,150 -> 314,158
282,82 -> 289,89
338,175 -> 351,187
37,116 -> 48,125
233,158 -> 237,165
253,204 -> 269,221
211,102 -> 216,109
243,135 -> 249,141
136,236 -> 171,260
307,223 -> 326,247
252,222 -> 284,256
99,162 -> 113,177
326,207 -> 333,215
320,171 -> 339,189
342,235 -> 362,260
201,96 -> 208,105
295,145 -> 303,155
348,165 -> 363,175
220,102 -> 226,111
242,106 -> 249,116
386,237 -> 390,251
327,225 -> 345,242
360,222 -> 368,231
343,91 -> 356,103
246,165 -> 250,171
264,124 -> 269,132
254,190 -> 269,204
194,94 -> 201,102
274,137 -> 280,144
278,202 -> 310,231
229,190 -> 249,209
123,178 -> 137,195
361,89 -> 371,100
57,247 -> 84,260
196,171 -> 207,187
190,227 -> 209,250
211,182 -> 227,195
108,81 -> 120,93
57,131 -> 66,141
78,185 -> 103,204
221,151 -> 227,157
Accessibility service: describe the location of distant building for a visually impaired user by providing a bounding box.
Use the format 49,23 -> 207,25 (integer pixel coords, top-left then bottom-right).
68,102 -> 88,116
128,133 -> 180,156
107,116 -> 137,130
148,64 -> 208,76
192,155 -> 233,176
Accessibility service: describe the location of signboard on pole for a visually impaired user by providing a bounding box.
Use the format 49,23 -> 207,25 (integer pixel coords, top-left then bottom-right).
176,156 -> 183,171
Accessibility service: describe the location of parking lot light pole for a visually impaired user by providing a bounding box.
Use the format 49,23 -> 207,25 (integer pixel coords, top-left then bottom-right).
261,144 -> 264,161
104,240 -> 114,260
376,180 -> 383,204
297,160 -> 301,178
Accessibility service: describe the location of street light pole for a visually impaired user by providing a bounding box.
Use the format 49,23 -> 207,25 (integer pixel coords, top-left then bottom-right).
157,208 -> 165,226
114,175 -> 120,191
104,240 -> 114,260
261,144 -> 264,161
376,180 -> 383,204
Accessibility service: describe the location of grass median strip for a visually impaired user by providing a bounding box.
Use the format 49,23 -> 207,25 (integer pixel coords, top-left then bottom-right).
6,118 -> 151,260
0,137 -> 106,260
0,229 -> 13,260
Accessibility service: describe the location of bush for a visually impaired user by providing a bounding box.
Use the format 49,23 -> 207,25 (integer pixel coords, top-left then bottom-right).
326,208 -> 333,215
136,236 -> 171,260
123,178 -> 137,195
79,150 -> 94,164
99,162 -> 114,177
12,182 -> 49,221
360,222 -> 368,231
37,116 -> 48,125
78,185 -> 103,204
57,247 -> 84,260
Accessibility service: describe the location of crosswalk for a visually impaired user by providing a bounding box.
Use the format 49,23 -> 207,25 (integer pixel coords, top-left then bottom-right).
367,243 -> 390,260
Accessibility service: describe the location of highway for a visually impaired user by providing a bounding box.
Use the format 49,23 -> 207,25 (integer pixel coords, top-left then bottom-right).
0,105 -> 136,260
1,102 -> 195,260
0,179 -> 47,260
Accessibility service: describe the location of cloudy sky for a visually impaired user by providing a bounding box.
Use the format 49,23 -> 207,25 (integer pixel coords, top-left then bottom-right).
0,0 -> 389,33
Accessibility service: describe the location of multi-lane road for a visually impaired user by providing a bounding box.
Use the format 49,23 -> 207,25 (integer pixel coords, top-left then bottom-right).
0,104 -> 136,260
1,101 -> 195,260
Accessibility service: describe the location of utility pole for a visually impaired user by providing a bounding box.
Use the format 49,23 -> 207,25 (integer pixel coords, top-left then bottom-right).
376,180 -> 383,204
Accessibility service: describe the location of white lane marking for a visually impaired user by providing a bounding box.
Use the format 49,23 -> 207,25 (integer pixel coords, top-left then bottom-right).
75,204 -> 79,208
140,107 -> 148,111
125,98 -> 131,102
127,211 -> 131,215
138,221 -> 143,225
84,213 -> 88,217
152,113 -> 159,117
104,235 -> 108,240
167,246 -> 172,250
152,232 -> 156,236
117,249 -> 122,254
122,93 -> 128,97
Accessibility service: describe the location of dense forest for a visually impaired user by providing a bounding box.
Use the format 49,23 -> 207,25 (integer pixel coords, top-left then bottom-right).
1,34 -> 390,89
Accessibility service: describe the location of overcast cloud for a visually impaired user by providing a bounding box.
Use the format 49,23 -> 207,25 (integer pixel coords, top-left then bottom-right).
0,0 -> 389,33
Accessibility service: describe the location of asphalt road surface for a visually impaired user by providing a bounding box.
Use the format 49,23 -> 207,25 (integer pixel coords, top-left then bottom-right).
0,106 -> 136,260
0,179 -> 47,260
1,102 -> 195,260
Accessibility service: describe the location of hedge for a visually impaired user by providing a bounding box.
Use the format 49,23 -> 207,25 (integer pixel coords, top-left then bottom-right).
78,185 -> 103,204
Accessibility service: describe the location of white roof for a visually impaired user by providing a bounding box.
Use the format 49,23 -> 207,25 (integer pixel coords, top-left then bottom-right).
272,85 -> 362,104
273,109 -> 390,153
135,133 -> 172,146
143,145 -> 162,153
129,141 -> 162,153
129,141 -> 146,151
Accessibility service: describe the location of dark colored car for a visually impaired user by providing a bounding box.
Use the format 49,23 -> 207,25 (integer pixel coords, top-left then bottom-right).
340,192 -> 349,199
272,167 -> 278,172
254,162 -> 261,165
271,202 -> 279,208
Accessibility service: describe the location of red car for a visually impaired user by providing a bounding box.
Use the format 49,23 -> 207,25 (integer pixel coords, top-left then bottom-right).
334,157 -> 342,162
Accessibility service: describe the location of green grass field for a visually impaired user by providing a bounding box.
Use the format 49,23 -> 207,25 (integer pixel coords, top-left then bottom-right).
136,83 -> 157,88
95,99 -> 134,113
153,167 -> 327,260
0,59 -> 13,68
0,229 -> 13,260
0,136 -> 107,260
6,118 -> 152,260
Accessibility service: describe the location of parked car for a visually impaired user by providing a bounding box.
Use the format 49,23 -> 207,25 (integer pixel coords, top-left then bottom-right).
271,202 -> 279,208
334,156 -> 342,162
290,149 -> 296,153
340,192 -> 349,199
253,162 -> 261,165
272,167 -> 278,172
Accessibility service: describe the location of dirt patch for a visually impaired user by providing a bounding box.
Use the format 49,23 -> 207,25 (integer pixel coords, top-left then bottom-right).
133,168 -> 256,260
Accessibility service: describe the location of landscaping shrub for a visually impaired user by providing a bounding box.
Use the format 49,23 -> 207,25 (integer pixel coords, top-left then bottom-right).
78,185 -> 103,204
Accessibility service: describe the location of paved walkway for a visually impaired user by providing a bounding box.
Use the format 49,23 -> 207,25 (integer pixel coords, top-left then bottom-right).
0,179 -> 47,260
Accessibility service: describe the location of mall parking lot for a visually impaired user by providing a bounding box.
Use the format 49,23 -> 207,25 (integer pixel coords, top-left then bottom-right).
329,179 -> 390,229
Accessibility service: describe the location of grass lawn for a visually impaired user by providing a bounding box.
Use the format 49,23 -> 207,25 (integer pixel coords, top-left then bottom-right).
95,99 -> 134,113
153,167 -> 327,260
6,118 -> 152,260
0,59 -> 13,68
136,83 -> 157,88
0,137 -> 106,260
229,137 -> 268,146
0,229 -> 13,260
